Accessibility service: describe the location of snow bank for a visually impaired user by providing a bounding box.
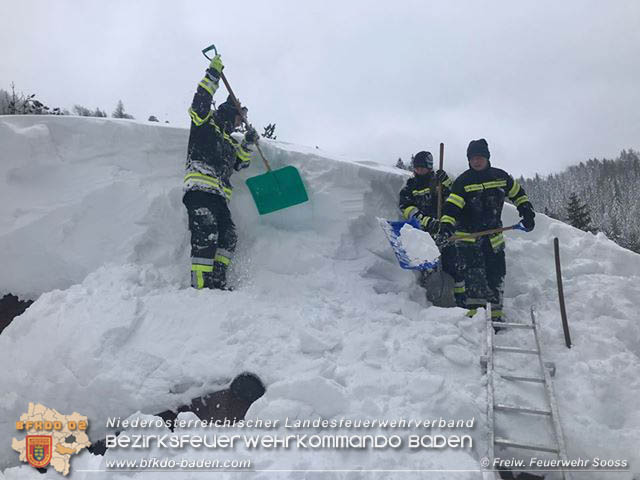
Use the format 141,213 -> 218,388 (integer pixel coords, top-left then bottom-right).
1,116 -> 639,479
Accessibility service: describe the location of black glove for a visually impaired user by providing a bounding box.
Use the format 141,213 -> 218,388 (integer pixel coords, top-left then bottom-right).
244,126 -> 259,144
434,222 -> 455,249
420,216 -> 440,235
519,205 -> 535,232
435,169 -> 449,184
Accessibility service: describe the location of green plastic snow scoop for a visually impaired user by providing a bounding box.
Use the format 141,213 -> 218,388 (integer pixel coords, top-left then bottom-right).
202,44 -> 309,215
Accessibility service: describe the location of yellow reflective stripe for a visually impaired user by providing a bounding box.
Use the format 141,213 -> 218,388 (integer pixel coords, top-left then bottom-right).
420,216 -> 432,228
402,206 -> 419,219
483,180 -> 507,189
198,76 -> 218,95
508,180 -> 521,198
443,178 -> 453,188
196,271 -> 204,289
184,173 -> 233,198
214,254 -> 231,266
454,286 -> 465,294
463,180 -> 507,192
412,187 -> 430,196
465,309 -> 477,317
464,183 -> 484,192
491,310 -> 503,318
192,264 -> 214,273
441,215 -> 456,225
198,81 -> 213,95
208,118 -> 245,156
446,193 -> 465,209
185,172 -> 220,187
235,147 -> 250,162
514,195 -> 529,207
490,233 -> 505,248
188,107 -> 212,127
455,231 -> 476,243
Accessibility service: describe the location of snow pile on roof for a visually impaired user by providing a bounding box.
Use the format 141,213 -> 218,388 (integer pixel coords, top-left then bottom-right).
0,116 -> 639,479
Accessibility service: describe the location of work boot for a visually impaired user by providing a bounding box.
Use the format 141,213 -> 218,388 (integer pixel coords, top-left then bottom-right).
491,305 -> 505,333
211,261 -> 232,291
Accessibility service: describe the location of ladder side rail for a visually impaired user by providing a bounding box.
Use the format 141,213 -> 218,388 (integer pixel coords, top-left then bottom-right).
531,307 -> 571,480
485,303 -> 499,478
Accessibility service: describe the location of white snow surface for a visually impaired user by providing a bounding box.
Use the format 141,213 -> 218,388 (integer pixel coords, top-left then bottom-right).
398,223 -> 440,265
0,116 -> 639,479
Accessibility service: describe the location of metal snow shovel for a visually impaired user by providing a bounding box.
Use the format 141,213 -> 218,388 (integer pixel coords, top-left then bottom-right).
202,44 -> 309,215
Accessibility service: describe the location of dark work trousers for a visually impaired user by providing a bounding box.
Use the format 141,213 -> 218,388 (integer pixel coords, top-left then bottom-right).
456,237 -> 505,318
439,243 -> 466,307
183,190 -> 237,289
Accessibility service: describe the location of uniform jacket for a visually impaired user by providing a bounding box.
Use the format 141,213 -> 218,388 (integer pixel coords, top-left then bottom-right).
441,164 -> 533,249
398,172 -> 453,225
183,70 -> 252,201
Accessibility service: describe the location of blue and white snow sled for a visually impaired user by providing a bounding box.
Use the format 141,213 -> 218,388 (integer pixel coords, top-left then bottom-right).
378,217 -> 455,307
378,217 -> 440,271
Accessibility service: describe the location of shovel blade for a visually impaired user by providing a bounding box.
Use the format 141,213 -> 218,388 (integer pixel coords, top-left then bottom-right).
245,165 -> 309,215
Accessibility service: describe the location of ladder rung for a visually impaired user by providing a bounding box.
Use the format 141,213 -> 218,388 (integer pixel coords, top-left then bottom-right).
494,346 -> 540,355
494,404 -> 552,416
495,437 -> 559,454
499,373 -> 545,383
492,322 -> 533,329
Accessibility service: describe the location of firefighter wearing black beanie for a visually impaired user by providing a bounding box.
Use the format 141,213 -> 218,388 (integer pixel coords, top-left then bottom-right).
437,139 -> 535,322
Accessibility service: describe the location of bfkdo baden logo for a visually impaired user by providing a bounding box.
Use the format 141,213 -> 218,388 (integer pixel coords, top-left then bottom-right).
26,435 -> 53,468
12,402 -> 91,476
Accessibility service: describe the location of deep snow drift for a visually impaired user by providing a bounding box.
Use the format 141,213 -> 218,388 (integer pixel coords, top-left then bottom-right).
0,116 -> 639,479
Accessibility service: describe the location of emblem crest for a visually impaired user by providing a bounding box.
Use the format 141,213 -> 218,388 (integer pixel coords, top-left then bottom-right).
26,435 -> 52,468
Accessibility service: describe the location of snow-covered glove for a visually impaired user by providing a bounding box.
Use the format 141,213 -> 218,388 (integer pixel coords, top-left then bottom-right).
419,216 -> 440,234
207,54 -> 224,78
435,169 -> 449,184
518,205 -> 535,232
434,222 -> 455,248
244,125 -> 259,144
234,157 -> 251,171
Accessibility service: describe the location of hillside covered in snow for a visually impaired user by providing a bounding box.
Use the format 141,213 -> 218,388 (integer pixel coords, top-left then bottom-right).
1,116 -> 639,479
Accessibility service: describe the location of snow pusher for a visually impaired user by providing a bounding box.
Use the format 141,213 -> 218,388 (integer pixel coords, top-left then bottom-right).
378,217 -> 456,307
379,217 -> 439,271
380,217 -> 527,307
202,44 -> 308,215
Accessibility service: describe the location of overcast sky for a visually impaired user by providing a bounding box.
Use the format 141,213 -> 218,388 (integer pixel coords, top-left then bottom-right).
2,0 -> 639,177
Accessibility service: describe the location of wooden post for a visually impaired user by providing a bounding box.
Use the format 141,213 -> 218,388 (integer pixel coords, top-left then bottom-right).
436,143 -> 444,219
554,237 -> 572,348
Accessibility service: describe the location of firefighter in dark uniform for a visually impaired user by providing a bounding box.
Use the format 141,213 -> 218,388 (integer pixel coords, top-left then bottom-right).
398,151 -> 458,289
183,53 -> 258,290
438,139 -> 535,320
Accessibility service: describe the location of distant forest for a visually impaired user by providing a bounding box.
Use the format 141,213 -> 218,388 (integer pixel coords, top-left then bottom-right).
519,149 -> 640,253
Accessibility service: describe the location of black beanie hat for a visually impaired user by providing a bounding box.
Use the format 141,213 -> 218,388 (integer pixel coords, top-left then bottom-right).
466,139 -> 490,160
217,95 -> 244,123
412,151 -> 434,169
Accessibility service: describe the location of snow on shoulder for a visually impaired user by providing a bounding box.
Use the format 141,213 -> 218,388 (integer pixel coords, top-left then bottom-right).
0,116 -> 639,478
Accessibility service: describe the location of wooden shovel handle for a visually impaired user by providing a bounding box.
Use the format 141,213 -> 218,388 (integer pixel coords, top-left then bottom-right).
219,71 -> 271,172
437,142 -> 444,219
